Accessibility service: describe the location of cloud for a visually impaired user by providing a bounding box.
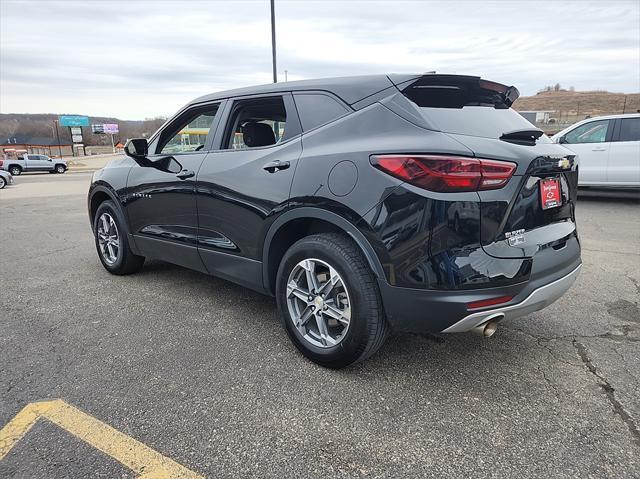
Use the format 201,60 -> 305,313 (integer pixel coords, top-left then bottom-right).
1,0 -> 638,119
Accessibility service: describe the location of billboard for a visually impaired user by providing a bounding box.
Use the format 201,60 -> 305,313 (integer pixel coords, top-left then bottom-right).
92,124 -> 119,134
59,115 -> 89,127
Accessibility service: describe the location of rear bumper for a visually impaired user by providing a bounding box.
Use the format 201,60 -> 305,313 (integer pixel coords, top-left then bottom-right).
442,263 -> 581,332
378,235 -> 581,333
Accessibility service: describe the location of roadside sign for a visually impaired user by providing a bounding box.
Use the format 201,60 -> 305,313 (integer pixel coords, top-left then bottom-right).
72,135 -> 83,143
92,124 -> 105,134
59,115 -> 89,127
70,127 -> 82,135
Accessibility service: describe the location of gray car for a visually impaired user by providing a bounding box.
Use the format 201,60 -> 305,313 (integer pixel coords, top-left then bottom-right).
0,170 -> 14,189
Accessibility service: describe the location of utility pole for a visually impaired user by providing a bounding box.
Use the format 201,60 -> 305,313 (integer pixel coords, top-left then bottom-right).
270,0 -> 277,83
284,69 -> 288,82
54,120 -> 63,158
622,95 -> 627,114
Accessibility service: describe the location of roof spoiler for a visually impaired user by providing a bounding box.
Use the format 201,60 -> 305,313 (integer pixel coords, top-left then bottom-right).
393,74 -> 520,109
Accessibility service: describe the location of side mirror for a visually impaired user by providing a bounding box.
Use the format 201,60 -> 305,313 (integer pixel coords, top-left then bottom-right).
124,137 -> 182,174
558,136 -> 568,144
124,138 -> 148,159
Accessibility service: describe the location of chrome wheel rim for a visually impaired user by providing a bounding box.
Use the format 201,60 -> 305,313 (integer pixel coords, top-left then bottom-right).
286,258 -> 351,348
97,212 -> 119,265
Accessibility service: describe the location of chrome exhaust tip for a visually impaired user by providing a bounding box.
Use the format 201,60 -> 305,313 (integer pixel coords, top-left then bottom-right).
471,313 -> 504,337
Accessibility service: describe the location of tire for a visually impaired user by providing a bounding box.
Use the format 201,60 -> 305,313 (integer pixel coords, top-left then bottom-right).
9,166 -> 21,176
93,200 -> 145,275
276,233 -> 389,368
0,177 -> 6,189
55,164 -> 66,174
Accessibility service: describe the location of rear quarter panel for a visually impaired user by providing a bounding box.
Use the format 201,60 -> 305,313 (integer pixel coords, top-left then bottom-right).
289,102 -> 475,222
290,102 -> 513,289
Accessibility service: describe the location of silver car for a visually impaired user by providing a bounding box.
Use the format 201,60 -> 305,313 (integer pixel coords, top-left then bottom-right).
0,170 -> 13,189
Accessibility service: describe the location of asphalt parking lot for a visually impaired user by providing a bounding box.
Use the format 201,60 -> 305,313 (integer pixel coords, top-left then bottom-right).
1,172 -> 639,478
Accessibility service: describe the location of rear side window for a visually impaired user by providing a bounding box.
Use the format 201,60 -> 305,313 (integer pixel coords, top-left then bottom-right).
564,120 -> 610,144
617,118 -> 640,142
294,93 -> 349,131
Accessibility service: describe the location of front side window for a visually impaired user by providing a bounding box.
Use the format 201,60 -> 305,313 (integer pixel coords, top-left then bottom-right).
224,96 -> 287,150
157,105 -> 219,154
617,118 -> 640,142
564,119 -> 610,144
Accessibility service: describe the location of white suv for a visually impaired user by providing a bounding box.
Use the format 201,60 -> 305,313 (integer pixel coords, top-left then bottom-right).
552,114 -> 640,188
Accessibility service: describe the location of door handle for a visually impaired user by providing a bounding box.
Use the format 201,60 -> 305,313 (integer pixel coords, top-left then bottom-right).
592,148 -> 607,152
263,160 -> 290,173
176,169 -> 195,180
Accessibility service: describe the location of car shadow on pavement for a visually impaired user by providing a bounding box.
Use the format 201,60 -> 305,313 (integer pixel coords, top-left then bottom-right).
577,189 -> 640,203
132,259 -> 531,379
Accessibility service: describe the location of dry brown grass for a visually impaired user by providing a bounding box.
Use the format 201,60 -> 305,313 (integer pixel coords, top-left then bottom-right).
514,90 -> 639,117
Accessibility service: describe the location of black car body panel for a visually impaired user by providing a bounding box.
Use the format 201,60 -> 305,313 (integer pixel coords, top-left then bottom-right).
88,73 -> 581,333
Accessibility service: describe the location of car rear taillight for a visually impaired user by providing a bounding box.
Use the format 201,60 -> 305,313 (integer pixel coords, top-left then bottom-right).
0,160 -> 3,167
370,155 -> 516,192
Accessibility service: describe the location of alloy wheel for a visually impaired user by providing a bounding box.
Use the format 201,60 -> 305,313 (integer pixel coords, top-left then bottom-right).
286,258 -> 351,348
97,212 -> 119,265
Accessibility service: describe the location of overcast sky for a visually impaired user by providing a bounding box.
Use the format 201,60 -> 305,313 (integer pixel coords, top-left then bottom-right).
1,0 -> 638,119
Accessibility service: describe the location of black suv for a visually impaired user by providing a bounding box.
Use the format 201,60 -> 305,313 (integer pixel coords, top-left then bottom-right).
88,74 -> 581,368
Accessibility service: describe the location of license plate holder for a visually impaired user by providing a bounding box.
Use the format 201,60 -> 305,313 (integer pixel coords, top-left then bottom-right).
540,177 -> 562,210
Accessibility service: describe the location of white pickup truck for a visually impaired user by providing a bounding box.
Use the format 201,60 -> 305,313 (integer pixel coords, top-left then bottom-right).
0,154 -> 67,175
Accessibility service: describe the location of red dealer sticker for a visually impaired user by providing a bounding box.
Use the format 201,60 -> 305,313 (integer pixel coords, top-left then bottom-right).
540,178 -> 562,210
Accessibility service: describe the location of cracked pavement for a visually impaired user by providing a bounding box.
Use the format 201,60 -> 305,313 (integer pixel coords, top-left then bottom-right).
1,173 -> 639,478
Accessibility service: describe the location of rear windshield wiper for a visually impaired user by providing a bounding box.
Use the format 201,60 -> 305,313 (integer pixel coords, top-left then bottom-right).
500,129 -> 544,146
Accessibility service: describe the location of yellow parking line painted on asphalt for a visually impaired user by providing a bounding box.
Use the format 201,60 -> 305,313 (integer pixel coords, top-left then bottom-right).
0,399 -> 203,478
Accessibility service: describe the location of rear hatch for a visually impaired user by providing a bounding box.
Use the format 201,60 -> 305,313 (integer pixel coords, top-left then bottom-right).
397,74 -> 578,259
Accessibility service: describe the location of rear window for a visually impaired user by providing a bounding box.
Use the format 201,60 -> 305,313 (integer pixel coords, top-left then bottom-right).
403,76 -> 540,140
415,106 -> 539,139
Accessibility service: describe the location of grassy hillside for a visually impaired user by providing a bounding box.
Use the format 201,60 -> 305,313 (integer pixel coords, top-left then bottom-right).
514,90 -> 639,117
0,113 -> 166,146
